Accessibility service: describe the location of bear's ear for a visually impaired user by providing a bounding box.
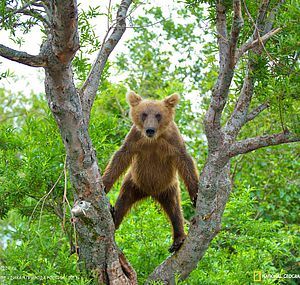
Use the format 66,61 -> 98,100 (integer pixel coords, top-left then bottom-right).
126,91 -> 142,107
164,93 -> 180,108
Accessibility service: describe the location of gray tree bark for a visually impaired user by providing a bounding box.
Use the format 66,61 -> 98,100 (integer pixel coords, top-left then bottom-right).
0,0 -> 299,284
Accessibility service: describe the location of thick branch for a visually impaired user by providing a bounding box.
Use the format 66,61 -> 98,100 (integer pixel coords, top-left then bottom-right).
245,102 -> 269,123
0,44 -> 46,67
229,0 -> 243,67
50,0 -> 79,63
216,1 -> 228,69
264,0 -> 285,34
204,2 -> 228,151
80,0 -> 132,124
229,132 -> 300,157
224,61 -> 255,138
256,0 -> 270,29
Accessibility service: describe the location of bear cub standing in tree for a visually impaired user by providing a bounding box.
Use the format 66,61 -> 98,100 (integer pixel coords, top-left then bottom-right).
102,91 -> 199,252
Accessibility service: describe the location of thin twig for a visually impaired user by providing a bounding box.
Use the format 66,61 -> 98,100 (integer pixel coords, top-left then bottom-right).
60,156 -> 79,258
4,0 -> 37,17
125,17 -> 171,29
230,155 -> 245,185
107,0 -> 112,30
242,0 -> 278,64
278,92 -> 285,132
3,0 -> 49,26
28,169 -> 63,226
62,155 -> 68,230
237,27 -> 281,60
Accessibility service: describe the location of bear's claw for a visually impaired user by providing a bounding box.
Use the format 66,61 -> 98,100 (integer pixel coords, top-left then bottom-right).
168,236 -> 186,253
192,193 -> 198,208
110,204 -> 115,223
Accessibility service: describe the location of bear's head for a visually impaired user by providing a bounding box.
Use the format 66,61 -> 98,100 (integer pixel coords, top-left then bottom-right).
126,91 -> 180,139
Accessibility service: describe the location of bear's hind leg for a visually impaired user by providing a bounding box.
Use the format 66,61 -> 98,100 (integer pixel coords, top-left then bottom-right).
114,176 -> 147,229
154,185 -> 186,253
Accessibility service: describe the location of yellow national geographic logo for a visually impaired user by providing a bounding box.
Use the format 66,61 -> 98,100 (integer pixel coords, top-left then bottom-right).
254,271 -> 262,282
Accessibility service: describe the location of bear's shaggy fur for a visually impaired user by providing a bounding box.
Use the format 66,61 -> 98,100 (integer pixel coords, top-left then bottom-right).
102,91 -> 199,252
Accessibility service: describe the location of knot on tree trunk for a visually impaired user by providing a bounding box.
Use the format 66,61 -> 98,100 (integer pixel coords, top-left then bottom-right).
71,200 -> 92,216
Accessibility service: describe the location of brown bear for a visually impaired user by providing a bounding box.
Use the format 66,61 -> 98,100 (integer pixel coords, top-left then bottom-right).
102,91 -> 199,252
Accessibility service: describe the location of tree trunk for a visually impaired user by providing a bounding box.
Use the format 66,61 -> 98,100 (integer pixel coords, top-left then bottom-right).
44,62 -> 136,284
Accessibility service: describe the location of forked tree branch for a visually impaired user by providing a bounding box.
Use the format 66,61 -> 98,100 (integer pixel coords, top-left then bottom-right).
0,44 -> 47,67
80,0 -> 132,124
224,61 -> 255,137
256,0 -> 270,29
228,132 -> 300,157
204,1 -> 228,150
205,1 -> 243,150
236,27 -> 281,60
225,0 -> 283,139
263,0 -> 285,34
150,3 -> 295,283
44,1 -> 137,283
242,0 -> 284,56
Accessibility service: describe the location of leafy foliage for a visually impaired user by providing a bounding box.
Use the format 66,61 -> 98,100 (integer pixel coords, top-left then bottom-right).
0,0 -> 46,46
0,85 -> 299,284
0,0 -> 299,284
0,211 -> 91,285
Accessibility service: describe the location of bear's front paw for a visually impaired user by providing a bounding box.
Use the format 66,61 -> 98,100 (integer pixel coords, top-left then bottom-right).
109,204 -> 115,223
192,194 -> 198,208
168,236 -> 186,253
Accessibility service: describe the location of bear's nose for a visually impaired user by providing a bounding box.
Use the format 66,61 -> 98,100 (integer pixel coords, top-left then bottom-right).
145,128 -> 155,137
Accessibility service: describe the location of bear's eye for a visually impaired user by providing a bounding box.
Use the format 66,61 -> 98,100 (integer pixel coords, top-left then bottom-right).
141,113 -> 148,121
155,113 -> 162,122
